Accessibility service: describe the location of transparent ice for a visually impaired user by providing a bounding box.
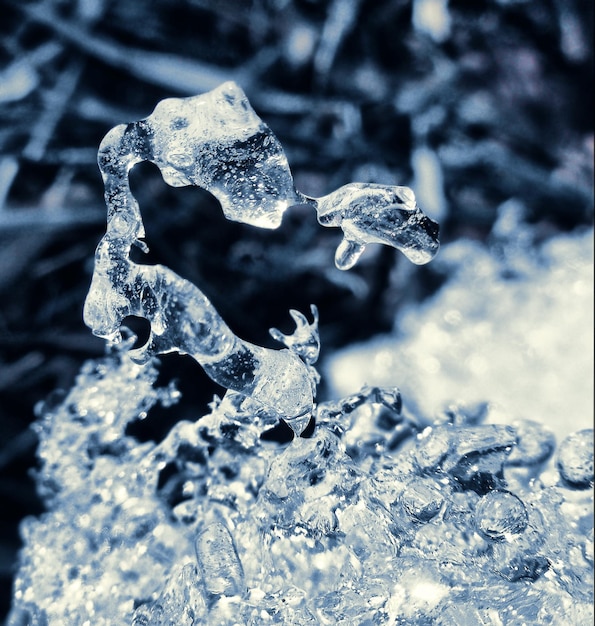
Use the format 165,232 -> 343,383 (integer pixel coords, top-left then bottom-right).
83,81 -> 439,434
8,84 -> 594,625
8,338 -> 593,625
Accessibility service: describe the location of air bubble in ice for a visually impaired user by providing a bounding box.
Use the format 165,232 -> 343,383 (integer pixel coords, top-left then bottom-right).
400,476 -> 446,522
474,489 -> 528,540
556,429 -> 594,488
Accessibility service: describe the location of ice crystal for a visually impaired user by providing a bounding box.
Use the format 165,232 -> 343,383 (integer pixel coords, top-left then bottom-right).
8,345 -> 594,625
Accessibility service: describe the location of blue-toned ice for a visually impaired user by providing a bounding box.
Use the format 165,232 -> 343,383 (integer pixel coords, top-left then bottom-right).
7,83 -> 593,625
8,336 -> 593,624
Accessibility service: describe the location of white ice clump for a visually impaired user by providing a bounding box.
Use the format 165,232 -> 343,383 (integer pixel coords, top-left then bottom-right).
327,221 -> 594,443
84,80 -> 439,434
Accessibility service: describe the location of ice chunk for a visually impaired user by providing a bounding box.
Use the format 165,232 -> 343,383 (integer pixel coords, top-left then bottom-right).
8,356 -> 595,624
556,429 -> 594,488
315,182 -> 440,268
492,551 -> 550,583
400,476 -> 446,522
413,425 -> 452,471
84,248 -> 317,429
474,490 -> 528,540
269,305 -> 320,367
440,424 -> 516,492
131,562 -> 207,626
195,519 -> 246,599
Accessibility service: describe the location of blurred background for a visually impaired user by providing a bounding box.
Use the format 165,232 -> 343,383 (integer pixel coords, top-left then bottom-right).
0,0 -> 592,619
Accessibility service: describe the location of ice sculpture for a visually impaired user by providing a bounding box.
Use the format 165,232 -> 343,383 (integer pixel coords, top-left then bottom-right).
83,81 -> 439,434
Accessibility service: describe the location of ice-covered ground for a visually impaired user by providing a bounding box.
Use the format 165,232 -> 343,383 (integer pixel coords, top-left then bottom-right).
327,218 -> 594,444
8,219 -> 594,625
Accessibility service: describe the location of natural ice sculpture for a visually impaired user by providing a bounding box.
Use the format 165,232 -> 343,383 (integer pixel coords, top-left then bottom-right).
84,81 -> 439,433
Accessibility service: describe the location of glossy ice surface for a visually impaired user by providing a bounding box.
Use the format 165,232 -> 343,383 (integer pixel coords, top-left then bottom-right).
83,81 -> 439,433
8,84 -> 592,625
7,342 -> 593,625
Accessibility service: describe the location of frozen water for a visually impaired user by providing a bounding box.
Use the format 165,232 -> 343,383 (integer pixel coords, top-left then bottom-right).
8,84 -> 593,624
84,81 -> 439,434
557,429 -> 594,488
194,517 -> 246,599
8,341 -> 593,624
474,490 -> 528,540
314,182 -> 440,269
400,476 -> 446,522
505,419 -> 556,467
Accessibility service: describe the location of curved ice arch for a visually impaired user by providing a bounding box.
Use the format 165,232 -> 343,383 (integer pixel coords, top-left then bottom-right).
84,81 -> 439,434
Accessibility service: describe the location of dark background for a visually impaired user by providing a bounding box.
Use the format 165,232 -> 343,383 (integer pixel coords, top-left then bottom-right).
0,0 -> 592,620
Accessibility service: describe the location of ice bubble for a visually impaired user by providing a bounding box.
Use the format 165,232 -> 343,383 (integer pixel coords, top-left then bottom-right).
506,419 -> 556,466
474,489 -> 528,540
556,429 -> 594,488
400,476 -> 446,522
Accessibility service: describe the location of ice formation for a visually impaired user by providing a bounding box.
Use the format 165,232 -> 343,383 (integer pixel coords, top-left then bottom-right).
8,338 -> 594,625
327,212 -> 594,443
83,81 -> 439,434
8,84 -> 593,624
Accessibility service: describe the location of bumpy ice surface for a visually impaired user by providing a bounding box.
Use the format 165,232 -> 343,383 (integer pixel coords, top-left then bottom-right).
8,83 -> 593,624
7,329 -> 593,624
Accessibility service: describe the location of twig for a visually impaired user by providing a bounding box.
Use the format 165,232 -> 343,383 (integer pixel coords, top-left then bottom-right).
314,0 -> 363,88
0,158 -> 19,212
23,59 -> 85,161
17,1 -> 241,94
0,206 -> 103,232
